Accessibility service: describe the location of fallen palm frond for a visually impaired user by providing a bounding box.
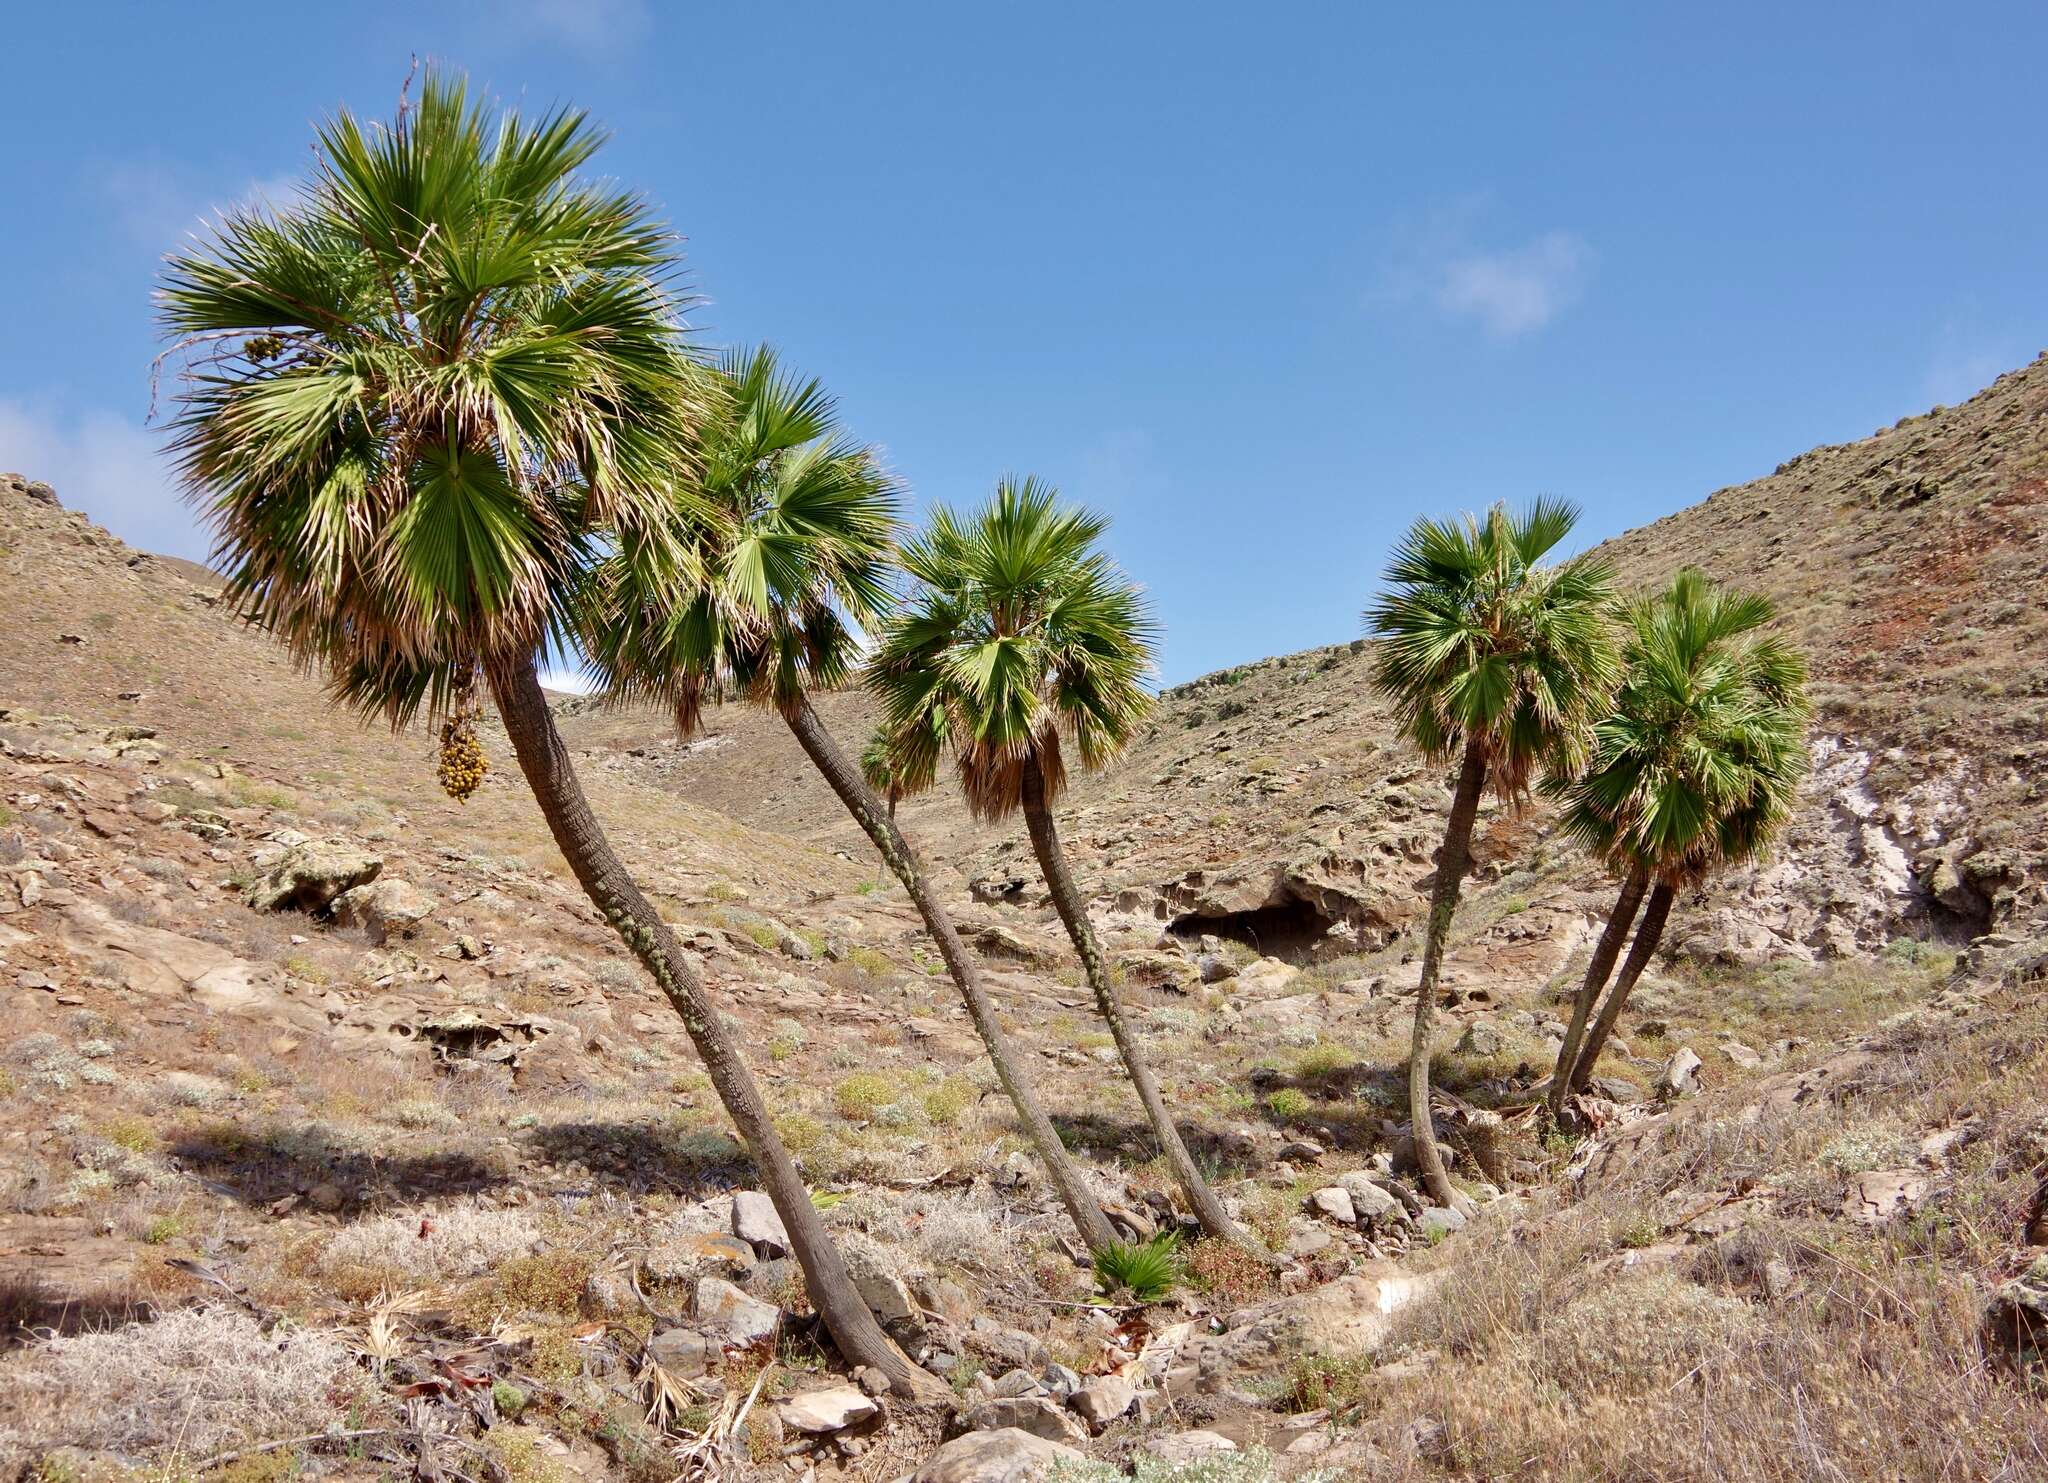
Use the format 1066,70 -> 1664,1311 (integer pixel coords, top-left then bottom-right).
671,1361 -> 774,1482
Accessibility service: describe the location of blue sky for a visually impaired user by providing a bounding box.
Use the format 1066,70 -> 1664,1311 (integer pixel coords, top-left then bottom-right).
3,2 -> 2043,686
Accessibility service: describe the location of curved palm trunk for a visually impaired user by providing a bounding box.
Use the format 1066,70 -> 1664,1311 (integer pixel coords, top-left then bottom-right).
782,697 -> 1118,1254
1020,756 -> 1257,1251
1568,881 -> 1675,1092
487,657 -> 943,1403
1409,737 -> 1489,1209
1545,866 -> 1650,1122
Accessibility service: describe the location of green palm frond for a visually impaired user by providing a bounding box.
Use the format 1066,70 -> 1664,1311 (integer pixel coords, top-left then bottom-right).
1366,500 -> 1619,802
1551,567 -> 1810,886
159,68 -> 702,721
578,344 -> 903,732
868,477 -> 1156,821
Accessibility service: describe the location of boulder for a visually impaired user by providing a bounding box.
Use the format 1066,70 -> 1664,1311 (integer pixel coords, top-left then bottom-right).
854,1268 -> 916,1324
1984,1254 -> 2048,1365
1454,1022 -> 1506,1057
1069,1375 -> 1135,1428
910,1429 -> 1086,1483
245,841 -> 382,914
646,1326 -> 716,1377
1142,1431 -> 1237,1466
777,1385 -> 878,1434
972,923 -> 1062,968
1336,1173 -> 1402,1226
1234,957 -> 1300,997
1657,1047 -> 1704,1099
963,1396 -> 1088,1443
731,1190 -> 791,1257
1306,1186 -> 1357,1225
645,1230 -> 756,1283
333,878 -> 436,944
1417,1205 -> 1466,1240
1841,1169 -> 1930,1225
694,1276 -> 779,1345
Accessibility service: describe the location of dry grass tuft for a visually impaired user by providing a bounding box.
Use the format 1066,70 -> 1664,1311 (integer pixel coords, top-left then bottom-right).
0,1305 -> 358,1459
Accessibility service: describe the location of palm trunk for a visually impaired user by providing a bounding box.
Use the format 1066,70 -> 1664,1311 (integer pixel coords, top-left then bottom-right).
1020,755 -> 1257,1252
872,793 -> 898,891
487,656 -> 942,1403
1409,737 -> 1488,1209
1569,881 -> 1675,1092
782,698 -> 1119,1254
1545,866 -> 1650,1122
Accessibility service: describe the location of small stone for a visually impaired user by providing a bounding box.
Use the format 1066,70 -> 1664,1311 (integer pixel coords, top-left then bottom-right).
306,1182 -> 345,1212
1720,1040 -> 1763,1070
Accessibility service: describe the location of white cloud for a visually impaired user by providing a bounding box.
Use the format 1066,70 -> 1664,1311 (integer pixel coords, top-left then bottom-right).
1437,231 -> 1592,338
501,0 -> 653,56
1374,202 -> 1593,339
0,399 -> 208,563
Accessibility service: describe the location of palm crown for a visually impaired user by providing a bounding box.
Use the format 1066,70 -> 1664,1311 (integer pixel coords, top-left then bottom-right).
1367,498 -> 1620,800
1553,567 -> 1809,885
580,345 -> 899,733
158,71 -> 700,723
869,478 -> 1157,819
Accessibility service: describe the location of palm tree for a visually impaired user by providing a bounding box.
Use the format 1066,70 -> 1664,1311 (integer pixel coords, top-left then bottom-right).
1548,569 -> 1808,1109
1366,501 -> 1618,1206
579,352 -> 1118,1253
871,479 -> 1256,1250
859,728 -> 910,888
859,728 -> 908,826
157,76 -> 942,1401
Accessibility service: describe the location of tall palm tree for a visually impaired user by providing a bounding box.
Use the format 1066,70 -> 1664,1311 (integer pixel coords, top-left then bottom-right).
871,480 -> 1256,1250
1366,501 -> 1618,1206
580,352 -> 1118,1253
1548,569 -> 1808,1109
157,76 -> 942,1401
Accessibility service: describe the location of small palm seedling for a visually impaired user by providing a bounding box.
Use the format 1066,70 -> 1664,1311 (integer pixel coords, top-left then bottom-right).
1093,1232 -> 1184,1303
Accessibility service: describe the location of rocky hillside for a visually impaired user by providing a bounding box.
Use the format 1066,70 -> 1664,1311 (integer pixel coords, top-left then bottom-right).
0,358 -> 2044,1481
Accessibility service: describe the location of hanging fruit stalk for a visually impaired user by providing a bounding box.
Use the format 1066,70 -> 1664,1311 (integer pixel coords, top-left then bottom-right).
437,665 -> 489,802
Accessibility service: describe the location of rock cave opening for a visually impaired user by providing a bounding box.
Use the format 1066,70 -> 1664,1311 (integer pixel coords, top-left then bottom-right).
1167,895 -> 1340,963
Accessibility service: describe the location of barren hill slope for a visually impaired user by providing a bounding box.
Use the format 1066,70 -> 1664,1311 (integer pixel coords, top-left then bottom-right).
591,353 -> 2048,975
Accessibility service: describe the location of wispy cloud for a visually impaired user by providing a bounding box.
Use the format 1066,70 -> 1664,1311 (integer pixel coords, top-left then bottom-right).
97,160 -> 306,255
1375,202 -> 1594,339
501,0 -> 653,57
1436,232 -> 1592,337
0,398 -> 206,562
